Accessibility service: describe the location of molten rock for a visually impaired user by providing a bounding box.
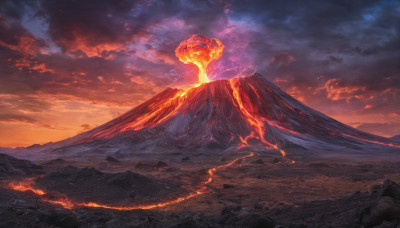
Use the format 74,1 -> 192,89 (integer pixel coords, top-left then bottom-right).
175,34 -> 224,83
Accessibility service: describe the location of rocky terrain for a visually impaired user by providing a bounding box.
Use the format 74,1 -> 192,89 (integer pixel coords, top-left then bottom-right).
1,152 -> 400,227
1,74 -> 399,227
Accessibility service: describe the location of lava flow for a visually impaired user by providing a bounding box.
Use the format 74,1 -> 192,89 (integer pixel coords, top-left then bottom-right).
229,78 -> 288,158
7,153 -> 254,210
90,89 -> 191,138
175,34 -> 224,84
342,133 -> 400,149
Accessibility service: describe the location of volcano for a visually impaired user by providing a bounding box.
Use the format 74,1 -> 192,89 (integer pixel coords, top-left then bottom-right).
3,74 -> 400,226
32,73 -> 399,162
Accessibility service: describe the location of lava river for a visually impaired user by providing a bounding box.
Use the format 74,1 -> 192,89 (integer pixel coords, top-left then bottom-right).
7,153 -> 254,210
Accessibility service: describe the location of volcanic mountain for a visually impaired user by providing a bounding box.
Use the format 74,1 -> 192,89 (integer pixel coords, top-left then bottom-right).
27,73 -> 397,161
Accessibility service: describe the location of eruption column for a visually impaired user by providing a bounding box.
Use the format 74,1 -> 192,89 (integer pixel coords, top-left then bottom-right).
175,34 -> 224,84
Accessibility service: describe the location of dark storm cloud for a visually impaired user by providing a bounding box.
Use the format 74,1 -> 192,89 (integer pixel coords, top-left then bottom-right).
0,0 -> 399,138
0,113 -> 64,130
229,0 -> 400,120
0,0 -> 230,104
0,113 -> 37,123
36,0 -> 227,57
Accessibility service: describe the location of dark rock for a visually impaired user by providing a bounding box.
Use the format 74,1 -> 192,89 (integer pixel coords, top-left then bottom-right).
380,180 -> 400,200
221,205 -> 242,215
235,214 -> 275,228
360,197 -> 400,228
223,184 -> 235,189
218,211 -> 238,225
252,159 -> 264,164
0,153 -> 43,178
36,166 -> 182,204
390,135 -> 400,142
169,218 -> 202,228
272,158 -> 281,164
44,158 -> 67,166
254,202 -> 264,210
155,161 -> 168,168
135,162 -> 152,169
351,173 -> 384,182
307,163 -> 330,168
106,156 -> 119,163
39,211 -> 79,228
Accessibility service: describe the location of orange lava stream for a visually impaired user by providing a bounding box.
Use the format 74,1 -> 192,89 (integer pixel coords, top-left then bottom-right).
262,118 -> 300,136
8,153 -> 254,210
8,178 -> 45,196
229,79 -> 288,158
342,133 -> 400,149
91,87 -> 197,139
121,91 -> 188,132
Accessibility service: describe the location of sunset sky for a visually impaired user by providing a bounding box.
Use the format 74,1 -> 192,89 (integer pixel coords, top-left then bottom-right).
0,0 -> 399,147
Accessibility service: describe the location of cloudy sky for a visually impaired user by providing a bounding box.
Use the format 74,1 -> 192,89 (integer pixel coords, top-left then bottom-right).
0,0 -> 399,147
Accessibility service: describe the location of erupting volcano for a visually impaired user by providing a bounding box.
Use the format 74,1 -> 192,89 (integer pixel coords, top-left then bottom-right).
22,34 -> 399,159
2,34 -> 399,227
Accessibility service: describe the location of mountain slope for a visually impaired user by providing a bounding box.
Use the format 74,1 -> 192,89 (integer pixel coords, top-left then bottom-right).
49,74 -> 398,157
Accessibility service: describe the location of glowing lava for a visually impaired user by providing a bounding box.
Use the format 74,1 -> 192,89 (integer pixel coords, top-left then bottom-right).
229,78 -> 289,158
90,89 -> 191,138
7,153 -> 254,210
342,133 -> 400,148
8,178 -> 45,196
175,34 -> 224,84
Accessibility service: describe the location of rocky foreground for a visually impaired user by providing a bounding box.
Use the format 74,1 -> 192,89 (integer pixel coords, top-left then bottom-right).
0,153 -> 400,227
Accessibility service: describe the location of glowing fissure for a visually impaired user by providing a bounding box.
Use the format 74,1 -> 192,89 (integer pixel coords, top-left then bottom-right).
342,133 -> 400,148
229,78 -> 288,157
120,91 -> 187,132
8,178 -> 45,196
90,88 -> 194,139
8,153 -> 254,210
229,78 -> 298,164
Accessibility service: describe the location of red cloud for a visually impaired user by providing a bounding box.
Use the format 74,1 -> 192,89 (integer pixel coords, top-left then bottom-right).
324,78 -> 367,102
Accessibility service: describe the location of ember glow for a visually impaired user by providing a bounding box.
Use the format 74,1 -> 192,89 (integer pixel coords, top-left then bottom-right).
175,34 -> 224,84
229,78 -> 291,158
7,152 -> 254,210
8,178 -> 45,196
342,134 -> 400,149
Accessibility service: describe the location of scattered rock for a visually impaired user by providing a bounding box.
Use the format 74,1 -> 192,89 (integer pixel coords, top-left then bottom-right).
105,156 -> 119,163
36,166 -> 182,204
223,184 -> 235,189
155,161 -> 168,168
252,159 -> 264,164
380,179 -> 400,200
135,162 -> 153,169
360,197 -> 400,228
272,158 -> 281,164
39,211 -> 79,228
235,214 -> 275,228
0,153 -> 43,179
